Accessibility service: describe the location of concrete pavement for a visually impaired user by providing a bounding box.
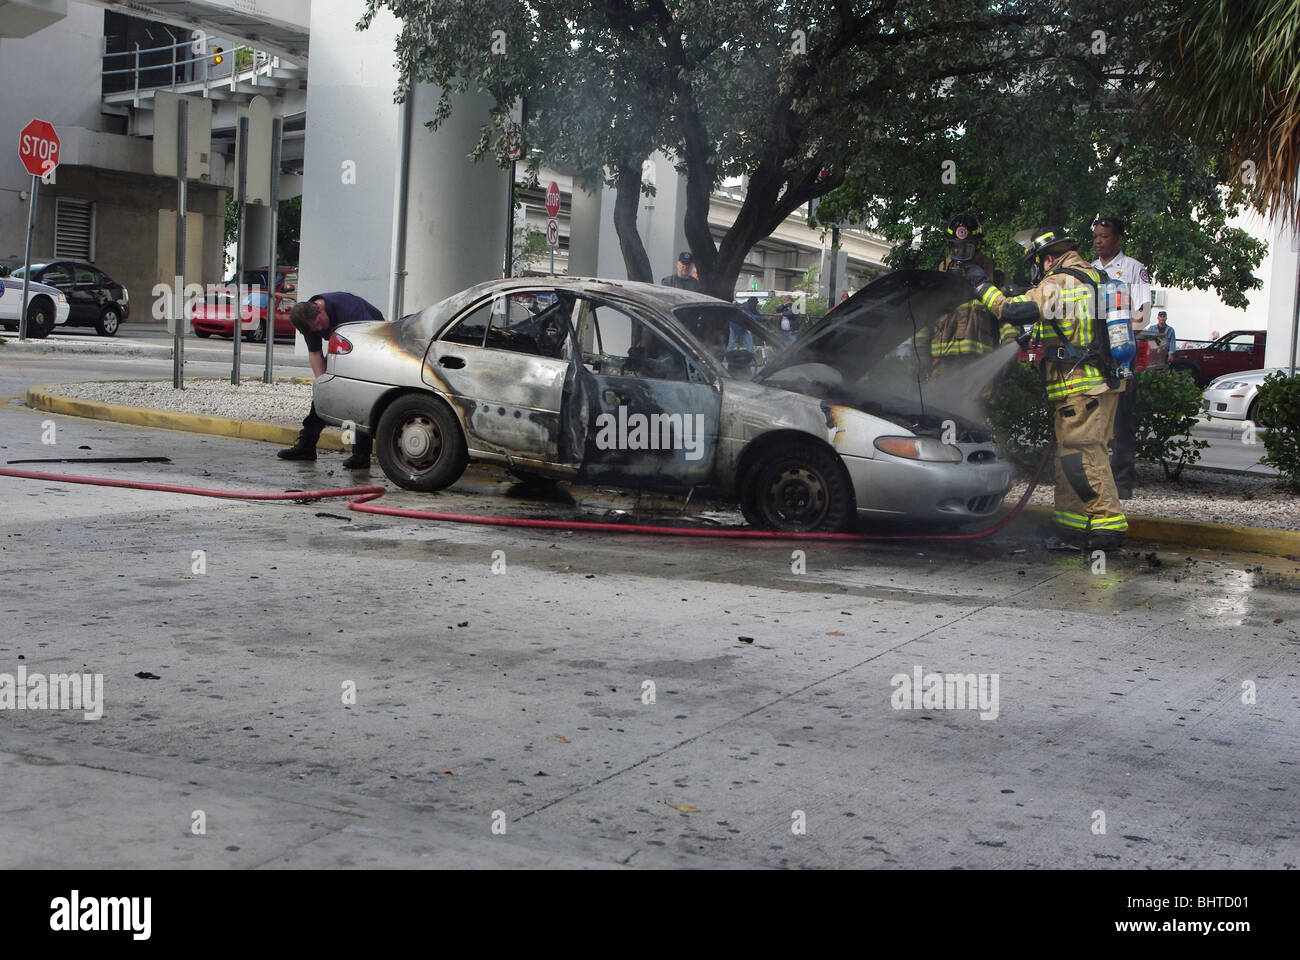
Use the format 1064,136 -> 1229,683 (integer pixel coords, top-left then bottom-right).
1,389 -> 1297,869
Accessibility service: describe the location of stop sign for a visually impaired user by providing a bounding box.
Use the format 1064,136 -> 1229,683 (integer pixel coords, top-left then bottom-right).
545,181 -> 561,218
19,119 -> 59,177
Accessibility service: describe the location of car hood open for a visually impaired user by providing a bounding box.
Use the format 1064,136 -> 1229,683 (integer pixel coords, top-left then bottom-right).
754,269 -> 1015,437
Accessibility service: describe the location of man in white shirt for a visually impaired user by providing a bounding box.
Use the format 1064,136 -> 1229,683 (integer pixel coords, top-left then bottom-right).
1091,217 -> 1151,499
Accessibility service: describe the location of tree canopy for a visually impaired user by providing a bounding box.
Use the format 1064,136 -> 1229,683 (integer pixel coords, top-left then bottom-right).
359,0 -> 1268,307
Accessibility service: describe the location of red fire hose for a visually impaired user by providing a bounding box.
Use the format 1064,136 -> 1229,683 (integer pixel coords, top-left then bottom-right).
0,445 -> 1051,542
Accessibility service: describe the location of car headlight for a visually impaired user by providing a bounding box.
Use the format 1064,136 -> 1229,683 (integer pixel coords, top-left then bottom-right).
875,436 -> 964,462
57,293 -> 66,302
1214,380 -> 1247,390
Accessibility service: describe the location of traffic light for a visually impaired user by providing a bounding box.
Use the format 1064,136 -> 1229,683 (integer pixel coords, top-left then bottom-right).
212,46 -> 224,65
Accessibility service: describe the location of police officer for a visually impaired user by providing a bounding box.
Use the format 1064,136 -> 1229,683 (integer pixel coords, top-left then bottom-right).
964,227 -> 1127,549
919,213 -> 1018,382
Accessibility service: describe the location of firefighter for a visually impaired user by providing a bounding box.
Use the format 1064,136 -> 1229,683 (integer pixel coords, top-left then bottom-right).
916,213 -> 1018,383
964,226 -> 1127,549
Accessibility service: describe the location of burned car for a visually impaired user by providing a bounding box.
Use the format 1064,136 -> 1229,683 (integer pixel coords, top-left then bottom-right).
312,272 -> 1013,532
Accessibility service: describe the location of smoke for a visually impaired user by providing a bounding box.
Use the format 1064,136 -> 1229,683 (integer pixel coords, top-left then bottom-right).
919,342 -> 1023,426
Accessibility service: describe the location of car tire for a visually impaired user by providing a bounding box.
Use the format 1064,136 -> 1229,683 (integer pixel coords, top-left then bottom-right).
742,442 -> 855,533
1170,363 -> 1201,387
1247,397 -> 1273,429
375,393 -> 468,492
194,329 -> 212,338
2,323 -> 15,332
96,306 -> 121,337
24,297 -> 55,339
247,319 -> 267,343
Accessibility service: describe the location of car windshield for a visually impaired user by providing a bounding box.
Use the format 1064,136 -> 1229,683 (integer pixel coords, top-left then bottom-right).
755,269 -> 1012,429
670,303 -> 783,380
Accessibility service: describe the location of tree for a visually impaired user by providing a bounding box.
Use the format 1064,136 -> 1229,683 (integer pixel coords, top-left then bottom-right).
360,0 -> 1267,304
361,0 -> 1113,298
1147,0 -> 1300,227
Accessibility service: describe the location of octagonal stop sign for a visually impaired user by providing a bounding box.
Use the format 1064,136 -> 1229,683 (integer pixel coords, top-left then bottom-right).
19,119 -> 60,178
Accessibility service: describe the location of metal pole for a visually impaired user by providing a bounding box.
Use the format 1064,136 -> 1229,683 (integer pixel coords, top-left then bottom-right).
504,159 -> 516,278
1289,248 -> 1299,377
389,94 -> 413,325
829,225 -> 839,305
173,98 -> 188,388
18,175 -> 39,340
233,115 -> 248,385
263,116 -> 282,383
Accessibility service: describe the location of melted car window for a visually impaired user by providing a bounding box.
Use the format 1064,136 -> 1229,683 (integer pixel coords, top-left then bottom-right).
485,291 -> 573,359
442,299 -> 492,347
672,304 -> 780,379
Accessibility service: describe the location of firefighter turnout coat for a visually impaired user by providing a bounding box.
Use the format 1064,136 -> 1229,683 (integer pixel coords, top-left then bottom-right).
975,249 -> 1127,540
915,252 -> 1017,367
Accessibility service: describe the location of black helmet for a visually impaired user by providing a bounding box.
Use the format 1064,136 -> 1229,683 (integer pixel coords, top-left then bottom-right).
944,213 -> 983,262
1019,226 -> 1077,282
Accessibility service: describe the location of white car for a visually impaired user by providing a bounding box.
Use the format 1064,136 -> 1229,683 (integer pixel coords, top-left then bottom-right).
0,276 -> 70,338
1202,368 -> 1287,424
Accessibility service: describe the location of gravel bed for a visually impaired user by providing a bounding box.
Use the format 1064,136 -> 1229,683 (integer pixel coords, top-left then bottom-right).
1009,461 -> 1299,531
45,378 -> 313,426
36,378 -> 1300,531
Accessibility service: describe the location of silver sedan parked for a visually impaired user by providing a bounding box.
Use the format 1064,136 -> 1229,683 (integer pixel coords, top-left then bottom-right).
312,272 -> 1013,532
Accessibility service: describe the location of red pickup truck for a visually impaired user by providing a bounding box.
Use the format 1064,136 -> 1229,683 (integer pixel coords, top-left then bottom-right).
1168,330 -> 1266,387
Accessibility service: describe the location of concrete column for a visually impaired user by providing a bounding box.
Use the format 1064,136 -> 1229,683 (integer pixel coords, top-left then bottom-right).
566,185 -> 601,277
1264,217 -> 1299,370
398,82 -> 508,313
243,203 -> 273,269
297,0 -> 400,311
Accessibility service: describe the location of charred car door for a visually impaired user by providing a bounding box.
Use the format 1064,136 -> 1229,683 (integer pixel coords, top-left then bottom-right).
571,295 -> 721,489
422,290 -> 584,469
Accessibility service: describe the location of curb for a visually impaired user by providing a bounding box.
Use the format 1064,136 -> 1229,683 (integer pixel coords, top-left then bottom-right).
1016,504 -> 1300,558
25,382 -> 347,452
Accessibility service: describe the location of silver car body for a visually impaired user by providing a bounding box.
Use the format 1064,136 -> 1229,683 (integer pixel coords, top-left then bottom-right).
313,275 -> 1012,524
1201,367 -> 1286,421
0,277 -> 70,326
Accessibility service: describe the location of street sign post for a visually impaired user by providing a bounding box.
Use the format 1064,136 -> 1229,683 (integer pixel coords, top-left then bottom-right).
17,118 -> 60,340
546,183 -> 560,274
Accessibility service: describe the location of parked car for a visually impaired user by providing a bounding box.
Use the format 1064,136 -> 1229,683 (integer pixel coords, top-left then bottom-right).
312,272 -> 1013,532
0,275 -> 70,338
5,259 -> 129,336
190,268 -> 297,341
1202,368 -> 1288,425
1168,329 -> 1266,387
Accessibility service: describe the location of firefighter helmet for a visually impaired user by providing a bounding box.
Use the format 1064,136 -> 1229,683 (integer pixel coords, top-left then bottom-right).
944,213 -> 983,262
1019,226 -> 1078,282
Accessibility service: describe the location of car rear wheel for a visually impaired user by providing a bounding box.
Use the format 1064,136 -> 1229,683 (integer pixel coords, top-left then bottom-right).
24,298 -> 54,338
742,442 -> 855,533
1170,363 -> 1201,387
376,393 -> 468,492
96,306 -> 121,337
194,329 -> 212,338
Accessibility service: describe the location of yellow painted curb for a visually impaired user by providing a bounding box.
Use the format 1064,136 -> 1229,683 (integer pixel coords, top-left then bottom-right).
1016,504 -> 1300,558
25,383 -> 347,452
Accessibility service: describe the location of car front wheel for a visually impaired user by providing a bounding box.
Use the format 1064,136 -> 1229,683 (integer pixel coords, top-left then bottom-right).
375,393 -> 468,492
1247,397 -> 1273,429
25,298 -> 54,338
742,442 -> 855,533
96,306 -> 121,336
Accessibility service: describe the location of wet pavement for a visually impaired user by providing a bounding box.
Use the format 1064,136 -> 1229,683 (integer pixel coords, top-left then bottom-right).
1,356 -> 1298,869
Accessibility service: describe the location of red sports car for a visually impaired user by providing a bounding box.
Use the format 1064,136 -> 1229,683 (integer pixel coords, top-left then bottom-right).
190,269 -> 298,342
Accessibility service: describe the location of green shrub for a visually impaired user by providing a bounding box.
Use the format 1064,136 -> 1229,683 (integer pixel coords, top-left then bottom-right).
1133,367 -> 1209,480
1256,371 -> 1300,490
985,361 -> 1053,477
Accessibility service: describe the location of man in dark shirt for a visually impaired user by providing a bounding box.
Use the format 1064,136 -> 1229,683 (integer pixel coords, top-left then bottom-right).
278,291 -> 385,468
660,252 -> 700,291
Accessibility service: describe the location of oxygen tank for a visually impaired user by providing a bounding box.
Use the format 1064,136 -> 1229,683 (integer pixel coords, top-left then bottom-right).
1103,276 -> 1136,373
